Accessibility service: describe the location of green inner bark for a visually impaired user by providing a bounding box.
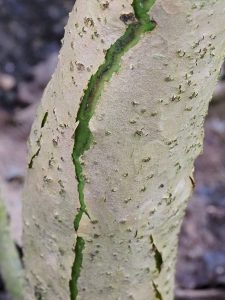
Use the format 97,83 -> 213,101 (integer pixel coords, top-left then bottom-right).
70,1 -> 156,299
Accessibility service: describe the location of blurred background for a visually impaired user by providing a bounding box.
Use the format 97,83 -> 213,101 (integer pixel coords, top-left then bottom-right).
0,1 -> 225,299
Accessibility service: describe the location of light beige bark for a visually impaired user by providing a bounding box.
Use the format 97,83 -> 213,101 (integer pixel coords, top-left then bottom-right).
23,1 -> 225,300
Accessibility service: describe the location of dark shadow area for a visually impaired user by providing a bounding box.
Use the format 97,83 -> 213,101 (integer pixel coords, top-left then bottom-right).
0,1 -> 75,299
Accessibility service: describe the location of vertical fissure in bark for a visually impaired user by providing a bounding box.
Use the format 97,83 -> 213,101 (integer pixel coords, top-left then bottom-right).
41,112 -> 48,128
29,112 -> 48,168
70,1 -> 157,299
152,281 -> 163,300
28,148 -> 41,169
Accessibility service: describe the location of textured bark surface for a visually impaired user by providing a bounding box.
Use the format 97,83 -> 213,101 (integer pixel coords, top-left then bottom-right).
23,1 -> 225,299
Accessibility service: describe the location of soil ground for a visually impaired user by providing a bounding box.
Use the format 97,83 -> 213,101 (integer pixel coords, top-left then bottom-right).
1,1 -> 225,299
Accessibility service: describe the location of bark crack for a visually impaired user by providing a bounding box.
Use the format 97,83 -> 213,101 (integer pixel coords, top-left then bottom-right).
152,281 -> 163,300
41,112 -> 48,128
150,234 -> 163,273
28,147 -> 41,169
28,111 -> 48,168
70,1 -> 157,299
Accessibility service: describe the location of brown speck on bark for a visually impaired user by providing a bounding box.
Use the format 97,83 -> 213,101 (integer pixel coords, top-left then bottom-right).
84,17 -> 94,27
120,13 -> 136,25
100,1 -> 109,10
76,63 -> 85,71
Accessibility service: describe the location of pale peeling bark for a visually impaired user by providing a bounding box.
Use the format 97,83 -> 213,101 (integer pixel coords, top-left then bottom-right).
23,1 -> 225,300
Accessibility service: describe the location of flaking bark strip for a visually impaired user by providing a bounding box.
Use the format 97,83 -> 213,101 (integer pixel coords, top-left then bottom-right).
70,0 -> 157,299
150,234 -> 163,273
